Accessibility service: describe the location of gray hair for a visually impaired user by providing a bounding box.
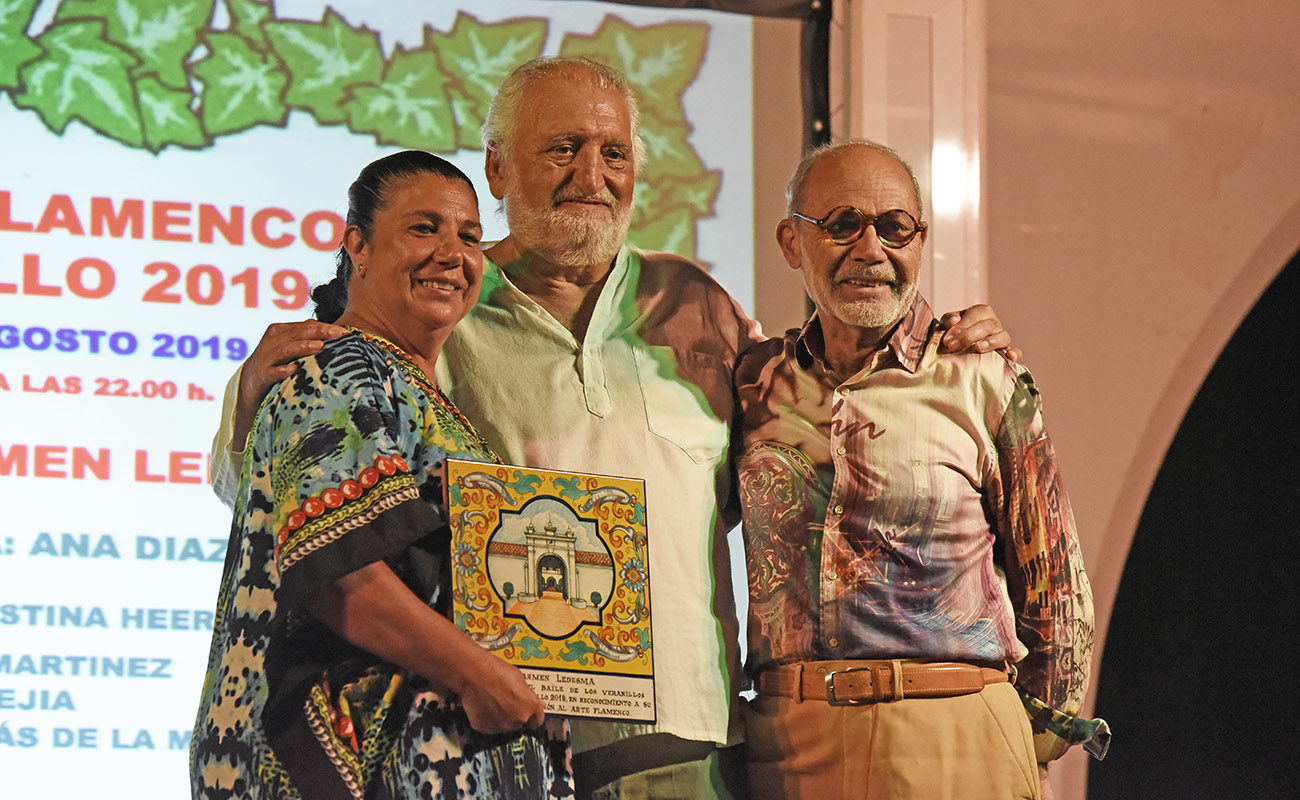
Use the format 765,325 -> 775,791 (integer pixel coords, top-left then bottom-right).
481,56 -> 647,171
785,139 -> 923,220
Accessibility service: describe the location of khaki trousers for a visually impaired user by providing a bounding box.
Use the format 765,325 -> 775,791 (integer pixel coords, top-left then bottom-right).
744,681 -> 1040,800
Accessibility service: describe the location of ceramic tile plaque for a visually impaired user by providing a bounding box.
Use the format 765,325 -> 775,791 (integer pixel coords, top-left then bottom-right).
445,459 -> 654,722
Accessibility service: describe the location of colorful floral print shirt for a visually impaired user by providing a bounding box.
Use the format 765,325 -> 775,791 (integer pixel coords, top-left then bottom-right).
734,296 -> 1109,762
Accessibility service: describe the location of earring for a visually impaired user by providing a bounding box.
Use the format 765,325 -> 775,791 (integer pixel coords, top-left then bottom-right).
356,262 -> 365,277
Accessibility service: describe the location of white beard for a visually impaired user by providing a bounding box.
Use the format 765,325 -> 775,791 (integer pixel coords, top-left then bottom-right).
805,265 -> 917,332
504,189 -> 632,268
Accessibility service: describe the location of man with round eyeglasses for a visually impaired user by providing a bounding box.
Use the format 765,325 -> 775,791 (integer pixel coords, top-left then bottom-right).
734,140 -> 1110,799
788,206 -> 926,249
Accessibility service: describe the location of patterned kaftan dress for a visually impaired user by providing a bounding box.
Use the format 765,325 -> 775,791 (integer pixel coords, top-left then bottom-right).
190,330 -> 572,800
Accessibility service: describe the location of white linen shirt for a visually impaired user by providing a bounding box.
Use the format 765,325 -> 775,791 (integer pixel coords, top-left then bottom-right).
212,246 -> 762,750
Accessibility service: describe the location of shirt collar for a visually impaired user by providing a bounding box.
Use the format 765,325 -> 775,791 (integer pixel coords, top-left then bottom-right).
481,245 -> 632,309
793,293 -> 937,376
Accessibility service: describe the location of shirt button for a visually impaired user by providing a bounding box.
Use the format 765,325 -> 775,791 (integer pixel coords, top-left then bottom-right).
827,637 -> 839,648
832,504 -> 844,515
826,570 -> 837,580
837,387 -> 849,397
836,446 -> 847,456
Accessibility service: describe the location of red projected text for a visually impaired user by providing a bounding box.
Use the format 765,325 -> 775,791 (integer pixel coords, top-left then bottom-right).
0,444 -> 212,485
0,191 -> 343,251
0,255 -> 310,310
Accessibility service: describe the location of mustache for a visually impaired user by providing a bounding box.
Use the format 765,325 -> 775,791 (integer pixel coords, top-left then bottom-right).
552,188 -> 617,209
835,266 -> 897,284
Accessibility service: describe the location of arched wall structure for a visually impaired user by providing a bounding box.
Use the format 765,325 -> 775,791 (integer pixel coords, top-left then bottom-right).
982,3 -> 1300,796
1098,199 -> 1300,607
1088,252 -> 1299,798
772,2 -> 1300,797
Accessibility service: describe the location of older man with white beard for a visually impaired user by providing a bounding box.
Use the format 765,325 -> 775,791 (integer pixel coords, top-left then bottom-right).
437,57 -> 760,798
210,58 -> 1015,799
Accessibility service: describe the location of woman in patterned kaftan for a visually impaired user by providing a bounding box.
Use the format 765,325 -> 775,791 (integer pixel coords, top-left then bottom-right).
190,152 -> 572,800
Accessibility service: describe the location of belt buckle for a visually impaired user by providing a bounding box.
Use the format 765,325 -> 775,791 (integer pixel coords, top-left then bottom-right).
824,665 -> 874,706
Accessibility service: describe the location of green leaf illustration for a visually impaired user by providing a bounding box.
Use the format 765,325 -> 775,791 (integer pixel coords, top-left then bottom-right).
446,85 -> 485,150
0,31 -> 41,89
54,0 -> 215,90
138,74 -> 208,151
343,43 -> 456,151
0,0 -> 37,29
559,16 -> 708,129
193,31 -> 288,136
628,205 -> 697,257
226,0 -> 272,48
263,9 -> 383,124
634,170 -> 721,227
639,118 -> 710,181
0,0 -> 41,89
15,19 -> 143,146
2,5 -> 719,262
426,13 -> 547,145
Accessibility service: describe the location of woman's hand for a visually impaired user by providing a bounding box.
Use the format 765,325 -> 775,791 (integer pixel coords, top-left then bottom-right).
938,303 -> 1023,362
457,648 -> 546,733
311,560 -> 545,735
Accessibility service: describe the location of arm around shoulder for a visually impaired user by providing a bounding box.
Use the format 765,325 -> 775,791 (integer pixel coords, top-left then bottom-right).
209,365 -> 246,509
209,320 -> 348,507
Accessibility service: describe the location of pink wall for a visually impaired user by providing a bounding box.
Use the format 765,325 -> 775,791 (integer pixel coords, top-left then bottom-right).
752,4 -> 1300,793
985,1 -> 1300,794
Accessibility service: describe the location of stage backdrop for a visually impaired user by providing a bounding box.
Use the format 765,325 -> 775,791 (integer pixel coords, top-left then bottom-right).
0,2 -> 757,796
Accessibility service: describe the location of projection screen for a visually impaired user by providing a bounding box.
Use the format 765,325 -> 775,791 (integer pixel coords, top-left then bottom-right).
0,1 -> 816,796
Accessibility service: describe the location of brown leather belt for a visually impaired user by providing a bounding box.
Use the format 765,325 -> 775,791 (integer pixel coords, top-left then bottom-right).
755,660 -> 1011,705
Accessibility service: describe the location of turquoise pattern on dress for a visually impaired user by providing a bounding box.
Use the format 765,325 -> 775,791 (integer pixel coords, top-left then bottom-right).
190,331 -> 572,800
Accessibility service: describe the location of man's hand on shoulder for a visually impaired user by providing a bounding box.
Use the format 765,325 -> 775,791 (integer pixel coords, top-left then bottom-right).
233,320 -> 347,445
240,320 -> 347,404
938,303 -> 1023,362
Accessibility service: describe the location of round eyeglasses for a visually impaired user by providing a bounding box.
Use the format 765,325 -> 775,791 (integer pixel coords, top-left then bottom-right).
789,206 -> 926,248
